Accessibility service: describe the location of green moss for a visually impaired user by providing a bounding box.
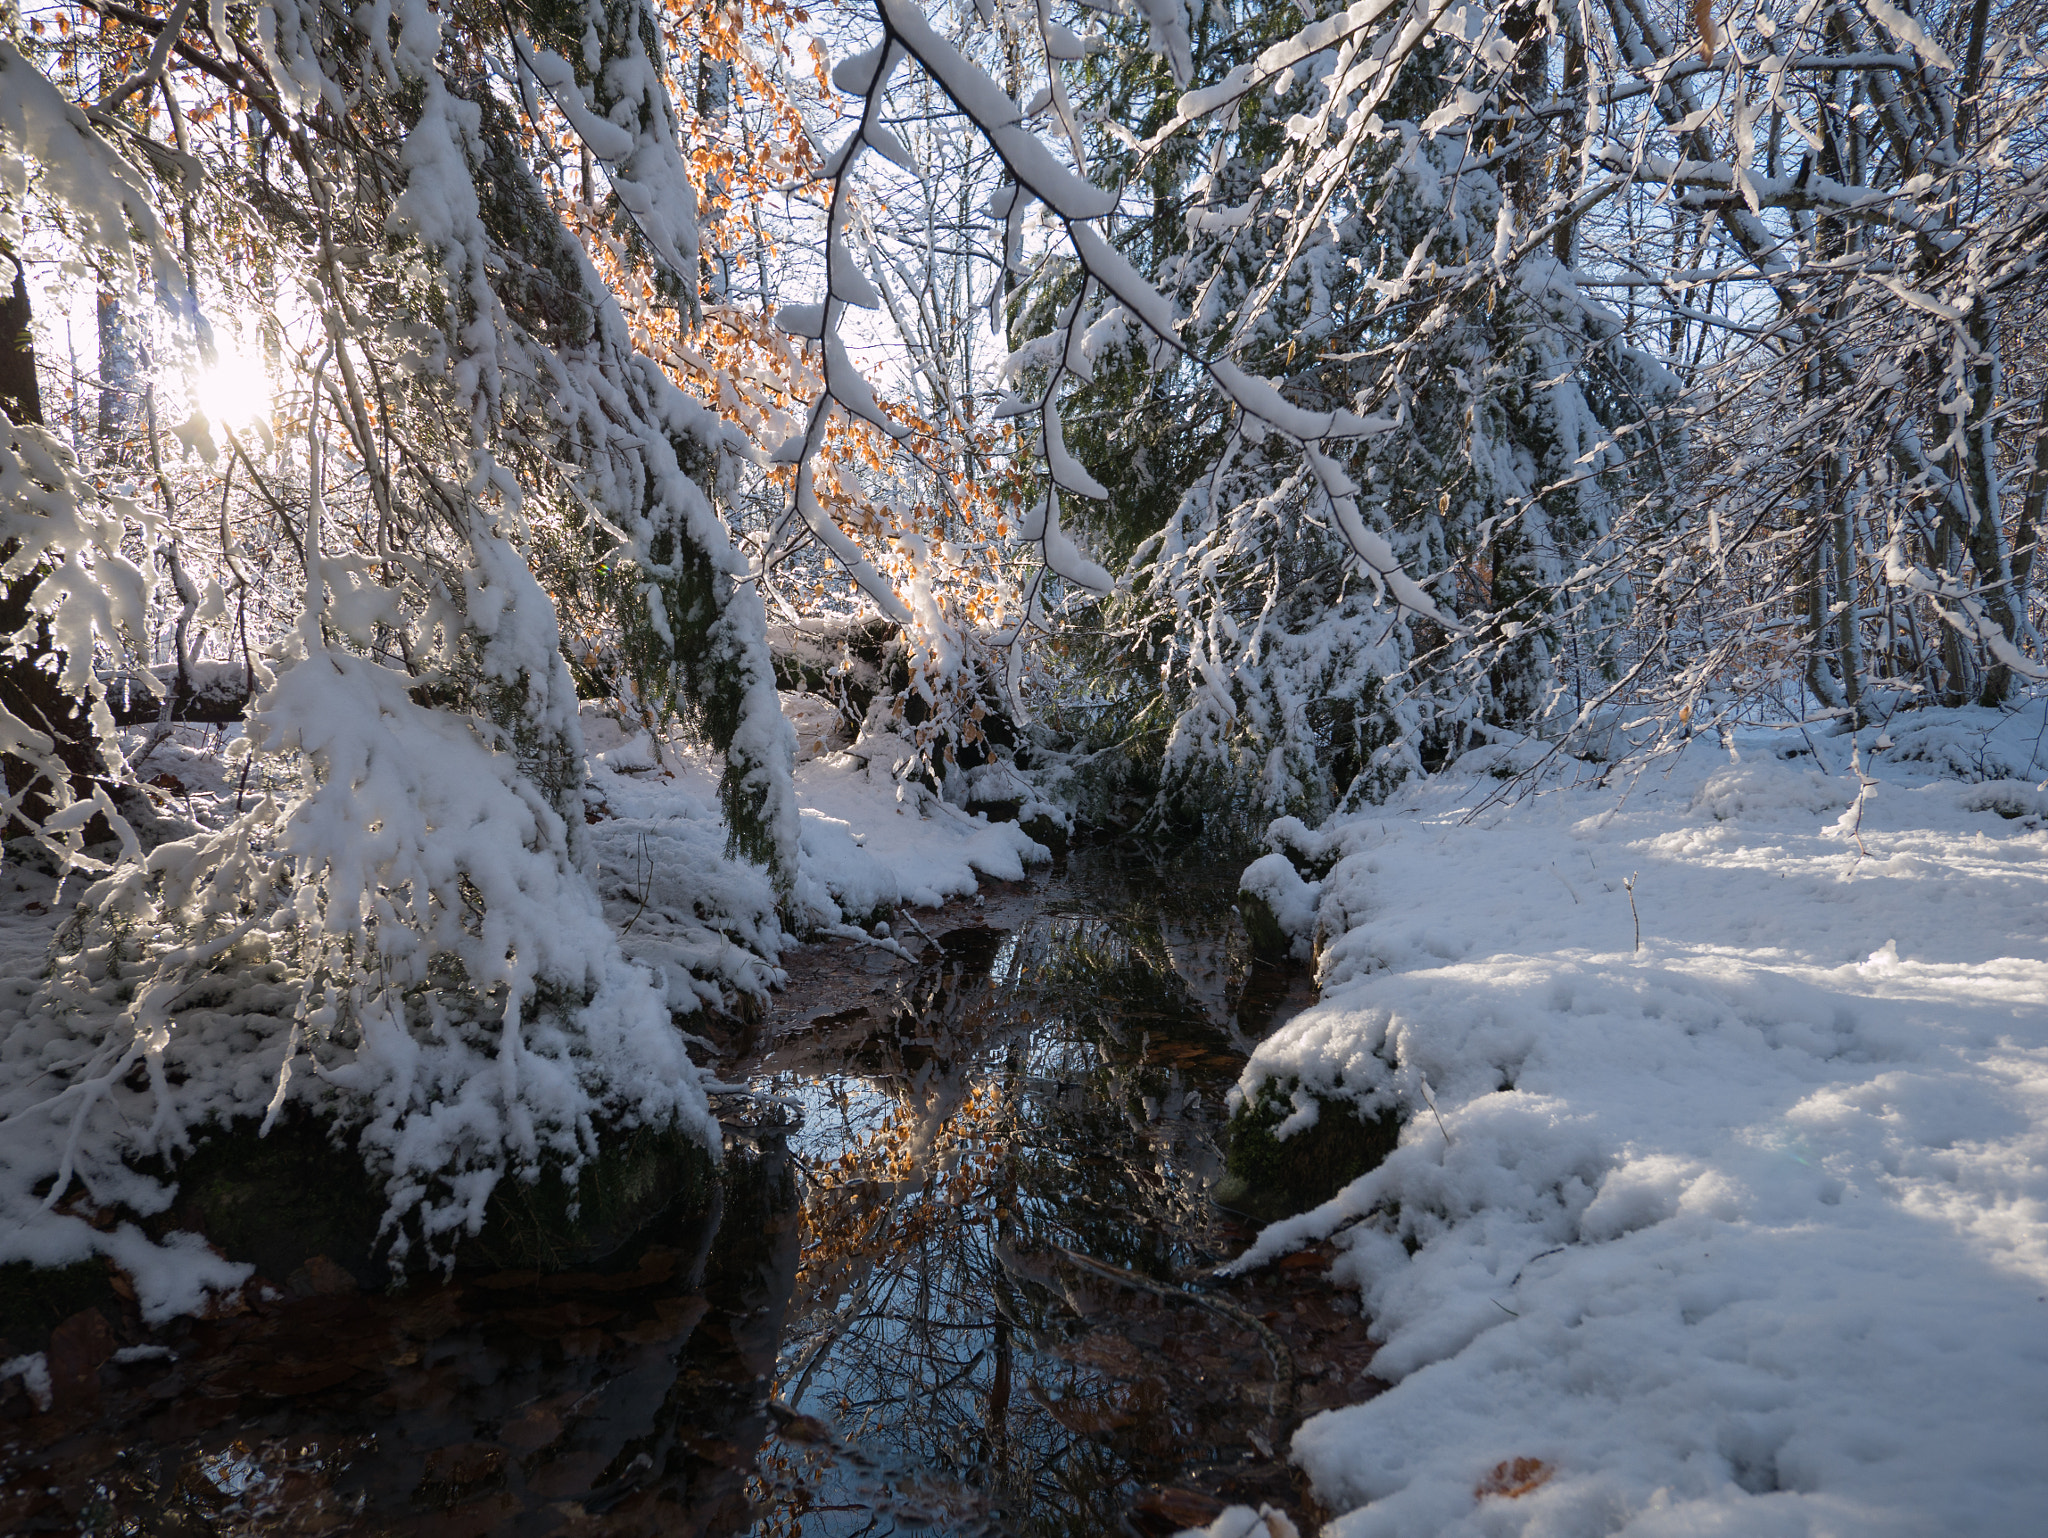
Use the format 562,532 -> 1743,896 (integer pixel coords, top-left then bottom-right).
466,1119 -> 716,1273
1218,1076 -> 1401,1221
156,1108 -> 717,1285
1236,888 -> 1290,960
1021,812 -> 1070,859
163,1111 -> 392,1287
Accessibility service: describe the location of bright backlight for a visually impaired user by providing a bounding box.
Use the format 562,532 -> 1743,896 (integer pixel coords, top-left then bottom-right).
193,349 -> 270,428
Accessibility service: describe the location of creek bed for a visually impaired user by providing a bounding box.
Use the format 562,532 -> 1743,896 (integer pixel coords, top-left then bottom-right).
0,853 -> 1382,1536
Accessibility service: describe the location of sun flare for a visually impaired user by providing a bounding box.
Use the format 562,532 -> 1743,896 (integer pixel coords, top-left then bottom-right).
192,348 -> 270,429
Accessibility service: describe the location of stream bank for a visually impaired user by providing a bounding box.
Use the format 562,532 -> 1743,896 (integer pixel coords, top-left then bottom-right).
2,849 -> 1390,1535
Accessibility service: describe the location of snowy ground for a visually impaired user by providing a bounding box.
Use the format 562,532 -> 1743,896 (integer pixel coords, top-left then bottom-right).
1198,702 -> 2048,1538
11,690 -> 2047,1538
584,698 -> 1046,943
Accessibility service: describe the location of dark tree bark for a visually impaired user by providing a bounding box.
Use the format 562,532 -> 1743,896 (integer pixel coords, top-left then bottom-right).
2,261 -> 118,836
0,256 -> 40,426
95,291 -> 135,442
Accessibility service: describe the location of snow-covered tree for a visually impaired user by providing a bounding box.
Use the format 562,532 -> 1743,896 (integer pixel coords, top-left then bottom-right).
4,0 -> 2045,1310
1,0 -> 798,1293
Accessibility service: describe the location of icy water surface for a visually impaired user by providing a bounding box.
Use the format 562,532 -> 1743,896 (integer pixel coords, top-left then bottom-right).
1,853 -> 1381,1536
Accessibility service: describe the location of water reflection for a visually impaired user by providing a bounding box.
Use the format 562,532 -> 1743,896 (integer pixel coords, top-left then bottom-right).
747,854 -> 1314,1536
1,856 -> 1343,1536
0,1132 -> 799,1536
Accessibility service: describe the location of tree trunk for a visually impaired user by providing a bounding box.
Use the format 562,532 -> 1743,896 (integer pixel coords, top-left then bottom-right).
2011,399 -> 2048,628
1553,21 -> 1586,266
96,291 -> 135,444
2,261 -> 115,835
1,257 -> 41,425
1963,315 -> 2020,705
1830,456 -> 1865,723
1803,528 -> 1844,713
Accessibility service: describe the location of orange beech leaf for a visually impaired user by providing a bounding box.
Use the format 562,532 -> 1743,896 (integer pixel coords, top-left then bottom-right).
1694,0 -> 1718,62
1474,1458 -> 1554,1500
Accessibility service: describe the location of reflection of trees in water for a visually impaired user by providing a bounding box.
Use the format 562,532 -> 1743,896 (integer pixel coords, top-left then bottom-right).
3,1137 -> 802,1538
2,865 -> 1285,1537
757,886 -> 1261,1536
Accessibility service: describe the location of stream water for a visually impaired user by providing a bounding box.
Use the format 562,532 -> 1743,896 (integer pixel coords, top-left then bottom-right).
1,853 -> 1382,1536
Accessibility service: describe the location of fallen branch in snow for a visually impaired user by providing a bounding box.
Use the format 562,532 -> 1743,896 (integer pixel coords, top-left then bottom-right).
818,922 -> 915,960
1418,1078 -> 1454,1146
895,907 -> 942,952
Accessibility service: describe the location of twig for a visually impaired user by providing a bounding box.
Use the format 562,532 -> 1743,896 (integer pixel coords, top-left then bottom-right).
1844,743 -> 1878,861
1624,871 -> 1641,953
1549,862 -> 1582,904
821,923 -> 914,961
1419,1077 -> 1453,1145
1508,1246 -> 1566,1287
619,831 -> 654,934
897,908 -> 942,951
1051,1245 -> 1298,1446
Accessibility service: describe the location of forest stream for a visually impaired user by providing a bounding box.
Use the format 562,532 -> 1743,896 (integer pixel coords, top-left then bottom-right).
1,853 -> 1388,1536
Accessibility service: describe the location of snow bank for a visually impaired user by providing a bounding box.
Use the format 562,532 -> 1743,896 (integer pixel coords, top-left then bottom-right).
0,695 -> 1044,1321
790,734 -> 1048,922
1232,703 -> 2048,1537
579,705 -> 786,1018
587,702 -> 1048,930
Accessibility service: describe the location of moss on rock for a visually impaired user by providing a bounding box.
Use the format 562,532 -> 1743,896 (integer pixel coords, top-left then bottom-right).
161,1112 -> 393,1287
1021,812 -> 1070,859
466,1118 -> 716,1274
1217,1075 -> 1402,1221
157,1107 -> 718,1287
1236,887 -> 1290,960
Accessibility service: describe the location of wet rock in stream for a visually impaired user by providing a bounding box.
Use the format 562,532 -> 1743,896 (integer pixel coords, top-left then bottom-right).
1215,1078 -> 1405,1224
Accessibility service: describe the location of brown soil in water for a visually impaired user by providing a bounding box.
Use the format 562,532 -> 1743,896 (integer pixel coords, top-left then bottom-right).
1,851 -> 1386,1536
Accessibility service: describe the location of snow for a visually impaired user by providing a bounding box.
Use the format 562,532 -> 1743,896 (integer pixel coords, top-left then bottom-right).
583,704 -> 1045,929
1226,704 -> 2048,1538
0,1352 -> 53,1413
2,424 -> 160,868
0,40 -> 187,305
1240,850 -> 1322,959
575,701 -> 1042,1003
876,0 -> 1118,221
0,694 -> 1046,1322
1178,1507 -> 1302,1538
790,731 -> 1048,918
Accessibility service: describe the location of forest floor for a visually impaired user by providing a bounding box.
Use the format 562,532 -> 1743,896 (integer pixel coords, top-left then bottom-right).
1200,699 -> 2048,1538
